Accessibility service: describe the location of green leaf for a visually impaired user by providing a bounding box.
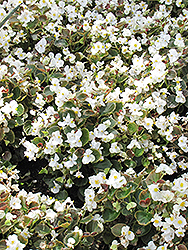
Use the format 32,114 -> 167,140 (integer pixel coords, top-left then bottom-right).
121,207 -> 131,216
55,39 -> 68,47
5,130 -> 15,144
82,109 -> 95,117
128,122 -> 138,134
139,189 -> 151,201
141,133 -> 151,140
167,95 -> 178,108
115,187 -> 132,199
141,157 -> 150,167
91,149 -> 101,163
0,240 -> 6,250
94,192 -> 108,202
93,158 -> 112,170
0,128 -> 4,141
103,208 -> 120,222
132,223 -> 151,237
16,104 -> 25,116
12,87 -> 21,100
55,190 -> 68,201
35,222 -> 51,236
39,168 -> 48,174
109,48 -> 119,56
135,211 -> 153,226
86,220 -> 103,235
145,170 -> 162,185
80,128 -> 89,146
32,137 -> 45,146
111,223 -> 127,237
124,159 -> 137,168
63,232 -> 82,247
77,93 -> 88,101
80,214 -> 93,224
74,177 -> 88,186
63,101 -> 76,109
0,4 -> 21,29
101,102 -> 116,115
43,86 -> 54,96
101,117 -> 116,127
133,148 -> 144,157
48,126 -> 59,135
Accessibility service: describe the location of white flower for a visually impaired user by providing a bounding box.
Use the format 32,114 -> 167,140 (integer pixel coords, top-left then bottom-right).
58,113 -> 76,128
51,181 -> 61,194
151,214 -> 162,227
107,169 -> 127,189
66,129 -> 82,148
109,142 -> 121,154
35,38 -> 47,54
45,209 -> 57,222
89,172 -> 106,188
121,226 -> 135,241
67,237 -> 75,248
10,197 -> 22,209
82,149 -> 95,164
6,234 -> 25,250
173,215 -> 187,229
156,164 -> 174,175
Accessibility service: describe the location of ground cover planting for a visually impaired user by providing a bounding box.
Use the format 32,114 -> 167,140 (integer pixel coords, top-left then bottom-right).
0,0 -> 188,249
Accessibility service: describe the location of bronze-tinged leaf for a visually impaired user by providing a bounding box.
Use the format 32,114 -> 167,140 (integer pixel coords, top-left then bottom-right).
139,198 -> 151,207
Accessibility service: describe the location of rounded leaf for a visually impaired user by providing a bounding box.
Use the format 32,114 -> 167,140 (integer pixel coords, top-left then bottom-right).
135,211 -> 153,225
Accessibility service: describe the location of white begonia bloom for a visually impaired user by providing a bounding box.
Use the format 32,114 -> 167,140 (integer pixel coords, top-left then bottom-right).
128,38 -> 142,51
23,141 -> 39,161
84,188 -> 97,212
160,190 -> 174,203
168,48 -> 180,64
107,169 -> 127,189
151,214 -> 162,227
51,181 -> 61,194
10,196 -> 22,209
51,130 -> 63,145
172,177 -> 187,193
143,117 -> 153,131
157,243 -> 168,250
165,214 -> 176,225
35,38 -> 47,54
6,234 -> 25,250
175,228 -> 186,237
121,225 -> 135,241
20,228 -> 32,239
45,208 -> 57,222
173,215 -> 187,229
64,153 -> 77,169
35,93 -> 45,107
178,135 -> 188,147
66,129 -> 82,148
82,149 -> 95,164
145,241 -> 157,250
89,172 -> 106,188
148,183 -> 161,201
175,90 -> 186,103
58,113 -> 76,128
67,237 -> 75,248
1,100 -> 18,115
161,226 -> 175,242
174,33 -> 185,48
109,142 -> 121,154
156,163 -> 174,175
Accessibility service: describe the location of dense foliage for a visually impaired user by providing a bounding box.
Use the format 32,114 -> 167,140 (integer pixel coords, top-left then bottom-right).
0,0 -> 188,249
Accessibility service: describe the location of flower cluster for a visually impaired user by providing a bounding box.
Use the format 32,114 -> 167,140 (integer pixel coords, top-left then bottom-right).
0,0 -> 188,248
